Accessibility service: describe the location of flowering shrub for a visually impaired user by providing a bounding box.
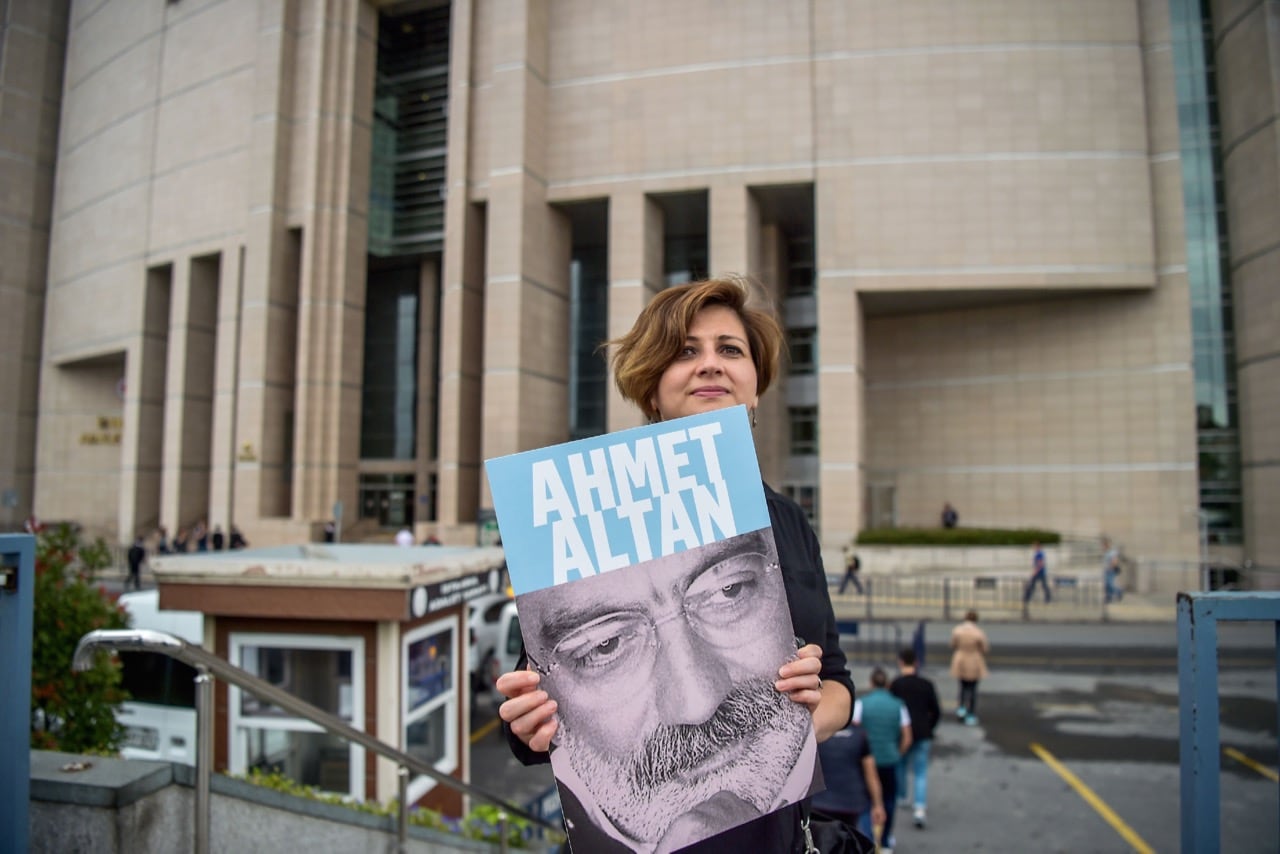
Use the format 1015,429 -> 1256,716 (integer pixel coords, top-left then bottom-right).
234,768 -> 552,848
30,523 -> 129,753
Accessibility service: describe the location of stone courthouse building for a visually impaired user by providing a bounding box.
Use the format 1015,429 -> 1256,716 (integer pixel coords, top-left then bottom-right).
2,0 -> 1276,586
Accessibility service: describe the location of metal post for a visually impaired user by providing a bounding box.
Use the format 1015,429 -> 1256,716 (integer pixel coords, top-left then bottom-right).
865,578 -> 873,620
499,811 -> 510,854
195,666 -> 213,854
398,765 -> 409,853
1177,594 -> 1220,851
943,577 -> 951,622
0,534 -> 35,854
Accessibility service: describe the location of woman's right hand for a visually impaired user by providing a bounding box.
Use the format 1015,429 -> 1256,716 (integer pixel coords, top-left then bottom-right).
496,669 -> 559,753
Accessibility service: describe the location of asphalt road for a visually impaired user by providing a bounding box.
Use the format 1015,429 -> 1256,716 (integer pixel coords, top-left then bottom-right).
468,621 -> 1279,853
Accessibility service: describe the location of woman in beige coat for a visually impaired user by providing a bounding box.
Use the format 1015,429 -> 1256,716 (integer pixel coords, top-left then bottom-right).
950,609 -> 989,726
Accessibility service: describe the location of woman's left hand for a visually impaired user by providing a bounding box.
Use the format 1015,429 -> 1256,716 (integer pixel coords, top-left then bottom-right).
776,643 -> 824,716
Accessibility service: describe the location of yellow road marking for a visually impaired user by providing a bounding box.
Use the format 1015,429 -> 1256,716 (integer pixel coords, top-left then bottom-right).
471,715 -> 501,744
1225,747 -> 1280,782
1030,742 -> 1156,854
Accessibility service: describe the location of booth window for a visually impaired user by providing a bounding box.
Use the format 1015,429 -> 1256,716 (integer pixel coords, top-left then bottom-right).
403,616 -> 458,802
228,633 -> 365,798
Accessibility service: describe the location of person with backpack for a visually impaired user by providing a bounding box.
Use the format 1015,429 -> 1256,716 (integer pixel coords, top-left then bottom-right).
853,667 -> 912,854
839,549 -> 864,595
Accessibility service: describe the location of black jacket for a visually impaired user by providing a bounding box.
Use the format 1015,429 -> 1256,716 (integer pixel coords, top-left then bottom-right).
890,673 -> 941,742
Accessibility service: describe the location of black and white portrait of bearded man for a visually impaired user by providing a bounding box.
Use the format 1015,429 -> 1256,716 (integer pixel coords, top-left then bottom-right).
517,527 -> 819,851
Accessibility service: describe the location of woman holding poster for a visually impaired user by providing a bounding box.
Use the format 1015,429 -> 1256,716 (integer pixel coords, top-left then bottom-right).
496,277 -> 855,853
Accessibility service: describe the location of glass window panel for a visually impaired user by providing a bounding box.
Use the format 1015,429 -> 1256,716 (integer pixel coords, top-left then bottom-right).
1171,0 -> 1244,544
406,705 -> 447,768
789,406 -> 819,455
239,645 -> 354,720
789,328 -> 817,374
242,728 -> 353,796
406,628 -> 453,713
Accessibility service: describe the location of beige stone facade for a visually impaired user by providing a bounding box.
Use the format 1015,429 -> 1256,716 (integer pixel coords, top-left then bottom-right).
5,0 -> 1276,588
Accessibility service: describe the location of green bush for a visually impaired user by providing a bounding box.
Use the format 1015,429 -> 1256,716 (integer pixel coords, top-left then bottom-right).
31,523 -> 130,753
855,527 -> 1060,546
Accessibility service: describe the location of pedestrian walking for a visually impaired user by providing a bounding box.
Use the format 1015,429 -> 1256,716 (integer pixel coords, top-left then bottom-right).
211,524 -> 225,551
839,548 -> 864,595
1102,536 -> 1123,603
126,535 -> 146,591
813,722 -> 886,847
1023,540 -> 1051,606
854,667 -> 912,854
950,609 -> 989,725
891,647 -> 941,829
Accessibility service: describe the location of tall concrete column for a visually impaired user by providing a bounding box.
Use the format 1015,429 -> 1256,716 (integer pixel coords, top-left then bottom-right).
816,165 -> 865,552
232,2 -> 296,529
478,0 -> 571,508
121,267 -> 171,540
606,191 -> 663,432
709,183 -> 762,281
291,1 -> 375,527
437,0 -> 484,536
161,254 -> 220,533
159,258 -> 192,532
1212,0 -> 1280,578
0,2 -> 68,530
814,271 -> 864,551
209,245 -> 244,535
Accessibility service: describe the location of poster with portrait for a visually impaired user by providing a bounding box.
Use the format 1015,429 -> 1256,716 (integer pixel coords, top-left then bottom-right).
485,405 -> 821,852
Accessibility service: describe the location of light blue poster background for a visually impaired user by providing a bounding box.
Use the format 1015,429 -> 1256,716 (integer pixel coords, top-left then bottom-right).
484,406 -> 769,594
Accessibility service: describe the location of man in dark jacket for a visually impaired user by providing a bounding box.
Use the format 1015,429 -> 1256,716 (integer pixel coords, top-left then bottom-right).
890,647 -> 941,829
126,535 -> 146,591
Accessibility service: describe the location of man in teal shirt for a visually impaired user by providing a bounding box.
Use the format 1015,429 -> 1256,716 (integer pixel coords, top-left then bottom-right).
853,667 -> 912,854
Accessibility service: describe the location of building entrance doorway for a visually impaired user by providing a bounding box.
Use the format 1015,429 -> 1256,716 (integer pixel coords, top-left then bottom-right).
359,473 -> 415,528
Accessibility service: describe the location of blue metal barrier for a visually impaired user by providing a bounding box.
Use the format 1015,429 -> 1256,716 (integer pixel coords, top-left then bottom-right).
1,533 -> 35,854
1176,591 -> 1280,852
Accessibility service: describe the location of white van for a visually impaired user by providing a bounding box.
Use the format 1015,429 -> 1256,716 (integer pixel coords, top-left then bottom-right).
115,590 -> 204,765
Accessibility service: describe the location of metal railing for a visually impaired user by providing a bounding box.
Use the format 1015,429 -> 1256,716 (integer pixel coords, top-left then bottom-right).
837,574 -> 1110,621
74,629 -> 561,854
1176,591 -> 1280,852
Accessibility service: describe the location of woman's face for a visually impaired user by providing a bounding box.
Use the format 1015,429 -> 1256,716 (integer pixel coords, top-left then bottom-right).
650,304 -> 759,421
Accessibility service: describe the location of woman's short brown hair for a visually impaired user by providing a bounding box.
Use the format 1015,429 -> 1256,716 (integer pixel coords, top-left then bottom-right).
607,276 -> 785,421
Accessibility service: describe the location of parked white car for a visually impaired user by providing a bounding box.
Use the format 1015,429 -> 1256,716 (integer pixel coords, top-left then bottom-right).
467,592 -> 521,701
116,590 -> 204,764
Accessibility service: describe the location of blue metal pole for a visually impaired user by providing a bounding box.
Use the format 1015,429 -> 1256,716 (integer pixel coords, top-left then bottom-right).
0,534 -> 36,854
1177,592 -> 1221,852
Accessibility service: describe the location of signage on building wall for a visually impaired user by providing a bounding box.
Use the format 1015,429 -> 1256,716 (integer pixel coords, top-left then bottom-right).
408,567 -> 503,619
78,416 -> 122,446
237,443 -> 257,462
